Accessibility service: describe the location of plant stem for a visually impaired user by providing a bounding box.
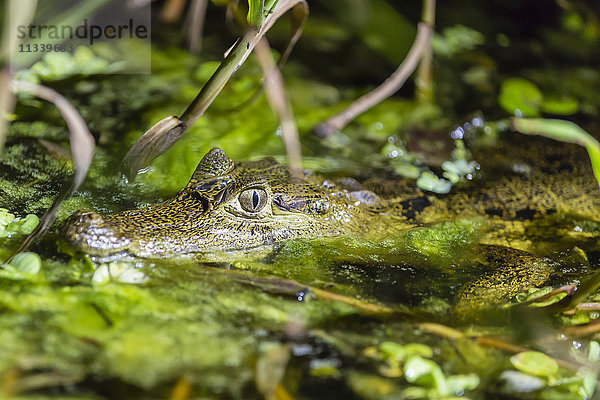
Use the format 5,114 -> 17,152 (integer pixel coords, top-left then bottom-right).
416,0 -> 435,103
253,38 -> 301,169
123,0 -> 308,180
313,22 -> 433,138
185,0 -> 209,55
8,80 -> 95,258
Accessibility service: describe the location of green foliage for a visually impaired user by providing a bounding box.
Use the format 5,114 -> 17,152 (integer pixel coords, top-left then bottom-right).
432,25 -> 485,56
499,78 -> 579,117
498,78 -> 544,117
0,208 -> 39,237
247,0 -> 278,28
7,252 -> 42,274
416,172 -> 452,194
501,349 -> 598,398
21,47 -> 112,82
510,352 -> 559,379
359,342 -> 480,399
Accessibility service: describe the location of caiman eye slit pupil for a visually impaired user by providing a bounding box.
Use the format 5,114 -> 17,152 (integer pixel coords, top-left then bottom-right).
239,188 -> 267,213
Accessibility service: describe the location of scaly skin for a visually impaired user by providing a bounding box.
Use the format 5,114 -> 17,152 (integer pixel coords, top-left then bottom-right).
61,148 -> 382,258
60,145 -> 600,313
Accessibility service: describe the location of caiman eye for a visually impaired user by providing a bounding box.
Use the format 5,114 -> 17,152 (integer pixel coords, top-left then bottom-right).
239,188 -> 267,213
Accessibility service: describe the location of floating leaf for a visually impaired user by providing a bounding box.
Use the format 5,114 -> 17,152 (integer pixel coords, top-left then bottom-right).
0,210 -> 40,238
9,252 -> 42,274
446,373 -> 480,394
510,351 -> 559,378
16,214 -> 39,235
589,341 -> 600,362
379,341 -> 407,361
500,370 -> 545,393
404,356 -> 448,396
416,171 -> 452,194
0,209 -> 16,227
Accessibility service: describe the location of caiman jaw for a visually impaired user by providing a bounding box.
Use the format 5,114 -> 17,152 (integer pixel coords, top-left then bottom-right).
61,210 -> 131,257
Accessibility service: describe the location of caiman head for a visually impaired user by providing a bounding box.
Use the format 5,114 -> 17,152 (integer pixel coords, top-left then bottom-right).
61,148 -> 381,258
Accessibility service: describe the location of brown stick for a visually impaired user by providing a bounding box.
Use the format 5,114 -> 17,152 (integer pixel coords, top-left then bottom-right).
160,0 -> 188,23
313,22 -> 433,138
562,319 -> 600,337
419,322 -> 580,371
185,0 -> 209,54
253,38 -> 302,169
415,0 -> 436,103
201,265 -> 396,317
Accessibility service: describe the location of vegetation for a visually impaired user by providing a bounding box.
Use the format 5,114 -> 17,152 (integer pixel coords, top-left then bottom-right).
1,0 -> 600,399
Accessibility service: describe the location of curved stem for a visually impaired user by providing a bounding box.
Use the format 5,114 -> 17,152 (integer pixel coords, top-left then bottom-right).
313,22 -> 433,138
8,80 -> 95,258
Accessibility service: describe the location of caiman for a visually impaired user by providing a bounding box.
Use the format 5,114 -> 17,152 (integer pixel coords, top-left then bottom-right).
61,144 -> 600,313
61,147 -> 383,258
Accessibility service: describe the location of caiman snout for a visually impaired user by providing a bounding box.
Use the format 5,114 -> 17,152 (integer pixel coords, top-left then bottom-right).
61,210 -> 131,256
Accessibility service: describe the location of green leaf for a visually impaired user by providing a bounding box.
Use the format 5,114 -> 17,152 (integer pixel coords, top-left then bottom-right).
401,386 -> 430,399
0,208 -> 16,227
248,0 -> 265,28
589,341 -> 600,362
581,370 -> 598,399
403,344 -> 434,359
447,373 -> 480,393
417,172 -> 452,194
498,78 -> 543,117
541,97 -> 579,115
18,214 -> 39,235
379,341 -> 407,361
432,25 -> 485,56
500,370 -> 546,392
9,252 -> 42,274
404,356 -> 449,396
510,351 -> 559,378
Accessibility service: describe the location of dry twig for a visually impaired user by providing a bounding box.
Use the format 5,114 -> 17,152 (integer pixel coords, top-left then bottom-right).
184,0 -> 209,54
253,37 -> 302,169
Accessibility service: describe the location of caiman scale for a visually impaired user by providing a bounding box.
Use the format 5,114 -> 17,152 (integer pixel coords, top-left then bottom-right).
61,148 -> 383,258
